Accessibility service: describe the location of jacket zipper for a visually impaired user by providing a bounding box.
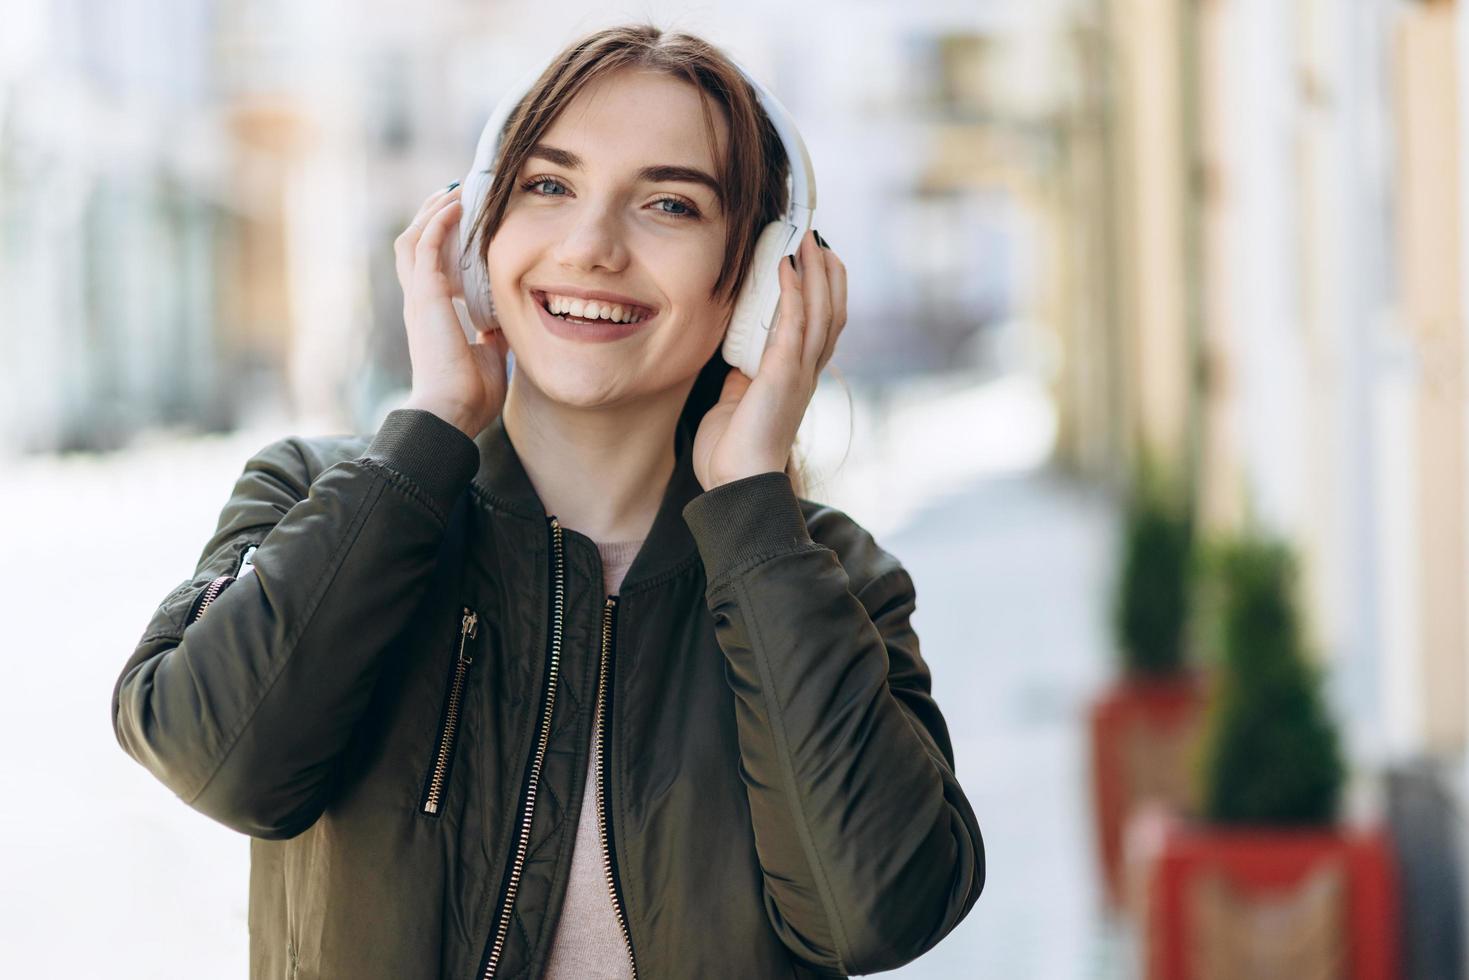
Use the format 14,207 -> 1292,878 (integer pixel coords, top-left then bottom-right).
421,606 -> 479,816
595,594 -> 638,976
480,515 -> 566,980
185,544 -> 260,626
186,575 -> 233,625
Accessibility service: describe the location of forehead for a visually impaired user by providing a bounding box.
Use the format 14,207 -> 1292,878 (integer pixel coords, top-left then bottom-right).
542,68 -> 728,172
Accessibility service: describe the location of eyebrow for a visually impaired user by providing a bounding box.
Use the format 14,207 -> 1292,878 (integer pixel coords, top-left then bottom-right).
527,143 -> 724,208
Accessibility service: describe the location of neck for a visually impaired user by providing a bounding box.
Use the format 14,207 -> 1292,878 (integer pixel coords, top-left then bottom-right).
500,369 -> 692,544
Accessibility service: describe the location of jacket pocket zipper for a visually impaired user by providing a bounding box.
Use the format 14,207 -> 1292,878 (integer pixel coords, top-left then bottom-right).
185,544 -> 260,626
420,606 -> 480,816
480,515 -> 566,980
595,594 -> 638,977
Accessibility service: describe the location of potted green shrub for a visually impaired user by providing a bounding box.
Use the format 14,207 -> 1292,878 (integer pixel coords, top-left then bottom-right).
1196,535 -> 1344,824
1128,531 -> 1401,979
1088,453 -> 1211,909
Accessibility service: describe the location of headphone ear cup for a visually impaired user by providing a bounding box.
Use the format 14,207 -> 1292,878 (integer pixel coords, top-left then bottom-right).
457,169 -> 497,333
723,221 -> 792,379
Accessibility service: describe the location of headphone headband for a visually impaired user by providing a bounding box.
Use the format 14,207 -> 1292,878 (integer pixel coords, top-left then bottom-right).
724,55 -> 816,225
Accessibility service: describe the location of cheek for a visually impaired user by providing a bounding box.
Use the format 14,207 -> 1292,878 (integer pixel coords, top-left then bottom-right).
484,229 -> 521,292
663,240 -> 727,317
485,208 -> 543,272
662,300 -> 735,379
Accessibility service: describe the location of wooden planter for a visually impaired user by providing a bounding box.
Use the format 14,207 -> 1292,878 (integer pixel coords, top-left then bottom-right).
1087,670 -> 1211,909
1124,805 -> 1402,980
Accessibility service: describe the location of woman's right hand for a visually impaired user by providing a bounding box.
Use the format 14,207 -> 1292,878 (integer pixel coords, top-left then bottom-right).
394,183 -> 511,439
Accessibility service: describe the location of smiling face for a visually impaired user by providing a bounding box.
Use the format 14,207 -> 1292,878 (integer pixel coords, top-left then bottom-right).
486,67 -> 733,411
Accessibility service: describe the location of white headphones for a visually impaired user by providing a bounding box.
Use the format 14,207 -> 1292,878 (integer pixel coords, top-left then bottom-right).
447,55 -> 817,380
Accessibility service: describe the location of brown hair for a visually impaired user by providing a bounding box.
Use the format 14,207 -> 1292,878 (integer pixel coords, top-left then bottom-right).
466,23 -> 811,497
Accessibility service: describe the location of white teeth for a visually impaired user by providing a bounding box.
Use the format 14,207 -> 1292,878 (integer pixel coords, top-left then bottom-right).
542,292 -> 648,324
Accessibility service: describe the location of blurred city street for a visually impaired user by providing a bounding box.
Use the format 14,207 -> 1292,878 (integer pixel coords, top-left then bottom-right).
884,456 -> 1129,978
9,0 -> 1469,974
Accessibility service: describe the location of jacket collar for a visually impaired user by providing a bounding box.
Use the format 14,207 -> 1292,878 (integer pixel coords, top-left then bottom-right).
470,412 -> 706,591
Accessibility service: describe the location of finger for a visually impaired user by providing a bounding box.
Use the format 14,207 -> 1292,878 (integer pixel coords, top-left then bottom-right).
401,185 -> 462,244
396,185 -> 458,258
719,362 -> 753,403
797,230 -> 830,375
768,249 -> 805,372
818,248 -> 846,372
412,196 -> 463,293
400,194 -> 462,314
395,186 -> 463,282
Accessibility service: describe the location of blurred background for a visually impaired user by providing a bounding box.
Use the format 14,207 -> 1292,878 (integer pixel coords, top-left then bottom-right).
2,0 -> 1466,977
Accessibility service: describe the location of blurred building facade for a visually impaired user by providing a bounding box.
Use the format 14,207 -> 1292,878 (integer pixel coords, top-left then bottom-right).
1048,0 -> 1469,971
1,0 -> 1046,456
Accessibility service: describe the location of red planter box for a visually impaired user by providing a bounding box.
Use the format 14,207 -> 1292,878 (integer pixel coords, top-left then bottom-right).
1088,671 -> 1211,909
1127,807 -> 1402,980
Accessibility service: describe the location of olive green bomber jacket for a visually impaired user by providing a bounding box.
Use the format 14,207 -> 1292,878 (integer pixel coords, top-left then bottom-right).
111,406 -> 985,978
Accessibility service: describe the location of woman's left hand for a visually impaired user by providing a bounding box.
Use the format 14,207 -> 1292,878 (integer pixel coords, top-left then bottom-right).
692,229 -> 847,491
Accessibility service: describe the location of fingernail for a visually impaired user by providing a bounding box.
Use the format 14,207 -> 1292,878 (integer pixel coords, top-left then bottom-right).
446,181 -> 460,191
814,228 -> 829,249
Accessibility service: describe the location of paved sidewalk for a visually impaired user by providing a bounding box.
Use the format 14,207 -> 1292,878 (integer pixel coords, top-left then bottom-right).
877,465 -> 1132,979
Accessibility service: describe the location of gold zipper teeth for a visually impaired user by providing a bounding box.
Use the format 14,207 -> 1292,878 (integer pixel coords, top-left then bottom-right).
423,607 -> 478,816
191,574 -> 233,623
483,517 -> 565,980
596,595 -> 638,977
191,545 -> 260,625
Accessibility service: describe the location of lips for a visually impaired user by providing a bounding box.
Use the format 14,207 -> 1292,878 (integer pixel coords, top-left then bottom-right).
532,294 -> 655,343
530,289 -> 658,321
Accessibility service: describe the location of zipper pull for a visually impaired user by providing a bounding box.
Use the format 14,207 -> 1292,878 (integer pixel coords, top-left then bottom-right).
458,608 -> 478,664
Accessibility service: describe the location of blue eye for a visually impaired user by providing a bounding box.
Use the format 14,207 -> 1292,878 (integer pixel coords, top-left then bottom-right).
520,176 -> 568,196
652,196 -> 700,219
517,175 -> 701,221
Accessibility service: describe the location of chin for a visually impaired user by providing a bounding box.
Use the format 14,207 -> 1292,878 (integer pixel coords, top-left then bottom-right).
515,345 -> 631,409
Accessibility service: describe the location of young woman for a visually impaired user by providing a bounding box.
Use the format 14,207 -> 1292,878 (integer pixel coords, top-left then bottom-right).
112,24 -> 985,980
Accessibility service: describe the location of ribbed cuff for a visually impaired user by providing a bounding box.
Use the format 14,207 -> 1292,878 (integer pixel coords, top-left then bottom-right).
362,408 -> 480,520
681,470 -> 814,589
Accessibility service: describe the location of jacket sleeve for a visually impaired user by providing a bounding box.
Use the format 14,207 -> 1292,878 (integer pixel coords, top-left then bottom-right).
111,408 -> 479,840
681,470 -> 985,975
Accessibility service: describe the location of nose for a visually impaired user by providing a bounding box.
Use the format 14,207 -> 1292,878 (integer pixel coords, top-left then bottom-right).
551,200 -> 627,274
